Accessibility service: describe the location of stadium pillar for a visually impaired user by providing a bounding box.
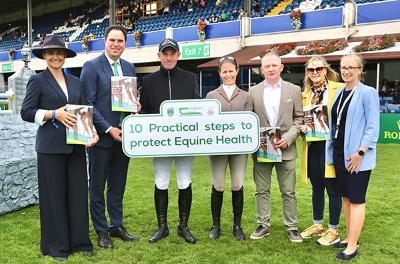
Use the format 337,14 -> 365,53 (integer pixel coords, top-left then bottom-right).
244,0 -> 250,17
109,0 -> 116,25
27,0 -> 32,47
199,71 -> 202,98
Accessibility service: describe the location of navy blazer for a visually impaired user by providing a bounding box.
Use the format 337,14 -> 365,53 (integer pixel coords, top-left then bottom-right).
21,69 -> 85,154
80,53 -> 136,148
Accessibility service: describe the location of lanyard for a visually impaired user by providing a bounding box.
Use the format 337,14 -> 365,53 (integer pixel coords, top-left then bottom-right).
334,87 -> 356,139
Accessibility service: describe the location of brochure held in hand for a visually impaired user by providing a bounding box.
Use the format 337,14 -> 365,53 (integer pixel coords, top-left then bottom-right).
66,105 -> 95,145
257,127 -> 282,162
303,104 -> 329,142
111,76 -> 138,112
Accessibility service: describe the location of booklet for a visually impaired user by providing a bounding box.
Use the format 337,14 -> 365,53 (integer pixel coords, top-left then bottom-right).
111,76 -> 138,112
66,105 -> 95,145
257,127 -> 282,162
303,104 -> 329,142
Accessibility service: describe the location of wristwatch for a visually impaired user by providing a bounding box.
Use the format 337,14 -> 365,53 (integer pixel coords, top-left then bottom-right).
358,150 -> 365,156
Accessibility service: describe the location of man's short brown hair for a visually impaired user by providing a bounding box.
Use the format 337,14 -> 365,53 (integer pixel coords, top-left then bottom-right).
104,25 -> 127,41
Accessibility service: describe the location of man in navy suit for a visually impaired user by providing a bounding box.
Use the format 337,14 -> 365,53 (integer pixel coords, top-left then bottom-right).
81,25 -> 138,248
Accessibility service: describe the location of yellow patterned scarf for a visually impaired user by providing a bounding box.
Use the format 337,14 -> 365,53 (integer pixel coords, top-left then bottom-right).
311,81 -> 327,105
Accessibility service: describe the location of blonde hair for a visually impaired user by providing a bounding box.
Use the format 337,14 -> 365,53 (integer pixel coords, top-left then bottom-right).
340,53 -> 365,79
303,56 -> 339,91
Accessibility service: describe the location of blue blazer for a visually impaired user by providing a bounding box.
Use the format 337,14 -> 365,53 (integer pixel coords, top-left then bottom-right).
80,53 -> 136,148
21,69 -> 84,154
326,82 -> 380,171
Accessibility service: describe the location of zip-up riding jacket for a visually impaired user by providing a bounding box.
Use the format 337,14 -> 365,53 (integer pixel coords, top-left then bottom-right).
140,65 -> 200,114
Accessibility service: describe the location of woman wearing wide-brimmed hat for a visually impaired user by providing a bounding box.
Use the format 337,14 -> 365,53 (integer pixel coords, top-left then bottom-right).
21,34 -> 97,260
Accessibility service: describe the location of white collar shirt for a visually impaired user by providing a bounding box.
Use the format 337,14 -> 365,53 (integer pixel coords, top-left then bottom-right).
105,53 -> 123,76
222,84 -> 236,100
59,81 -> 68,101
263,79 -> 282,127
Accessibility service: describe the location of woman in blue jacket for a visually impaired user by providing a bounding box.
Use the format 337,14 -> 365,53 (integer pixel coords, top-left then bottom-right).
326,54 -> 379,261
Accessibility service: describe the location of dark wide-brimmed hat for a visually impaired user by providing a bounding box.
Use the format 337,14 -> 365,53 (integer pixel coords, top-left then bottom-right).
32,34 -> 76,59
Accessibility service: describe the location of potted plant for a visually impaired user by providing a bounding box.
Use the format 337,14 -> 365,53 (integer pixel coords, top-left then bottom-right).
290,8 -> 302,31
259,43 -> 296,58
197,19 -> 207,41
353,35 -> 396,52
82,36 -> 89,53
8,49 -> 15,61
296,39 -> 348,55
133,30 -> 142,48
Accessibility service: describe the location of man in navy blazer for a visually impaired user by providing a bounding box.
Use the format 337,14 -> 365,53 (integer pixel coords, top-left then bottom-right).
81,25 -> 138,248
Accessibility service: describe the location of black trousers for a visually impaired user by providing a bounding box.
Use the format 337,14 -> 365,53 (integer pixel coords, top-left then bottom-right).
37,150 -> 92,258
308,141 -> 342,227
89,142 -> 130,233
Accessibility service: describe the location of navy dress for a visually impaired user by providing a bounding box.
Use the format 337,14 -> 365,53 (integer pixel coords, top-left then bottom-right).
331,89 -> 371,204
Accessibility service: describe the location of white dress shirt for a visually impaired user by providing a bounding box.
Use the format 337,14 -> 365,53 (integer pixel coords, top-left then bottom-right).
222,84 -> 235,100
34,77 -> 69,126
263,79 -> 282,127
105,52 -> 123,77
105,53 -> 123,133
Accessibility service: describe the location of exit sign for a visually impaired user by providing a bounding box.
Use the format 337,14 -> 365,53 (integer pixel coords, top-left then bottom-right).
181,44 -> 210,59
1,63 -> 14,73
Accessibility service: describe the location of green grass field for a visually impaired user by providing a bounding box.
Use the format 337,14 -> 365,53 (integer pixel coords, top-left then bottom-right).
0,143 -> 399,264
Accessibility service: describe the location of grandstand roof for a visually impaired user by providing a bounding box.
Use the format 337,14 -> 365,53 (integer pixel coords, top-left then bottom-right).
0,0 -> 91,20
0,1 -> 35,16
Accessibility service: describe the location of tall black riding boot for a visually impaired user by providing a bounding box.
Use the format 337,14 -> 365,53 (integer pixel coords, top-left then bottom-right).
177,184 -> 197,244
149,186 -> 169,243
232,187 -> 246,241
208,186 -> 223,239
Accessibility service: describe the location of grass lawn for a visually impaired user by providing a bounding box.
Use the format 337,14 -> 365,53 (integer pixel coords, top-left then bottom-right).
0,143 -> 399,264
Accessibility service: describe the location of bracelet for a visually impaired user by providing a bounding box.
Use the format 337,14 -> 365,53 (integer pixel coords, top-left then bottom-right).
51,110 -> 59,129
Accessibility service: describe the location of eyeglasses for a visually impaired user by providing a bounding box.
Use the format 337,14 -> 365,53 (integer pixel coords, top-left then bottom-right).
340,66 -> 361,72
306,67 -> 325,74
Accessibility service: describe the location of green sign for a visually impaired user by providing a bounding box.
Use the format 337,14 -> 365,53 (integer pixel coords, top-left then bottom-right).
122,99 -> 260,158
1,63 -> 13,73
378,113 -> 400,144
181,44 -> 210,59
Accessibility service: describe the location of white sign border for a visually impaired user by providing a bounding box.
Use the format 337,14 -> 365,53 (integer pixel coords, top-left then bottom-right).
122,99 -> 260,158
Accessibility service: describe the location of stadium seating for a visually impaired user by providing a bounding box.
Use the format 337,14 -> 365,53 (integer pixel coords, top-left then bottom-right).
0,4 -> 105,51
280,0 -> 386,14
0,36 -> 26,53
0,0 -> 394,51
251,0 -> 283,17
135,0 -> 245,33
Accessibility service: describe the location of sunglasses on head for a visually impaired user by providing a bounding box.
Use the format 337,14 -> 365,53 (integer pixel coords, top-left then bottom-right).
219,56 -> 237,66
307,67 -> 325,73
